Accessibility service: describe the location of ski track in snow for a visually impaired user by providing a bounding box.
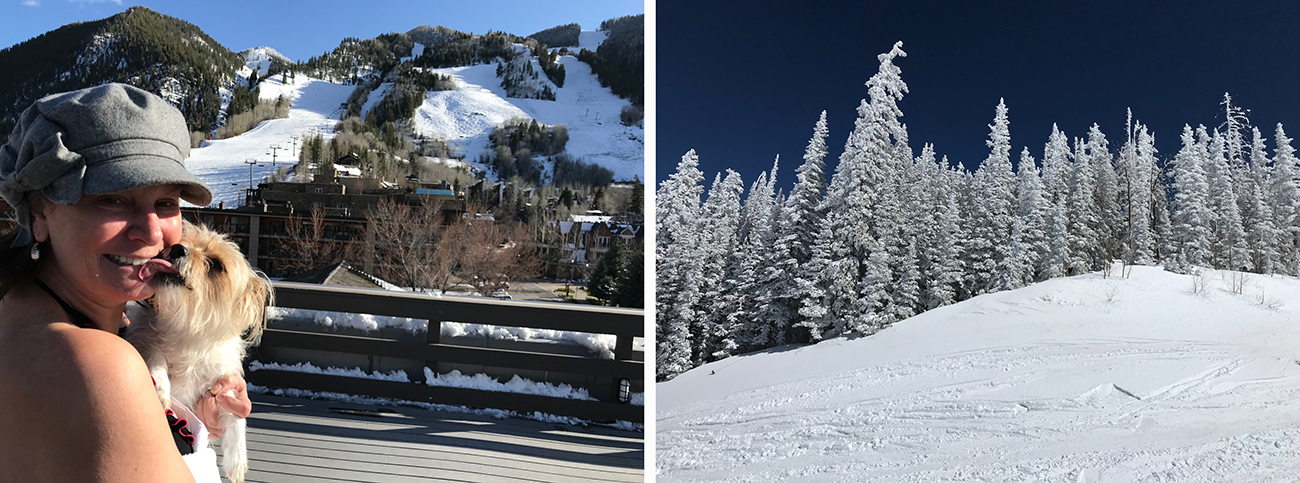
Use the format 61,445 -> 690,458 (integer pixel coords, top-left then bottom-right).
658,267 -> 1300,482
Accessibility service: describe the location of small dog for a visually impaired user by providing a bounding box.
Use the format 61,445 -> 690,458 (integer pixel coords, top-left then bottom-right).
127,220 -> 272,483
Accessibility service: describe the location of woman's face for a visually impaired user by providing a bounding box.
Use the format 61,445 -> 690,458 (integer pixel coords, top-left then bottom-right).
33,184 -> 184,304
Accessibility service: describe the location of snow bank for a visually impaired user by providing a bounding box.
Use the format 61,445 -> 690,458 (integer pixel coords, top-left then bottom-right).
249,360 -> 410,382
267,306 -> 617,358
424,368 -> 594,401
658,266 -> 1300,482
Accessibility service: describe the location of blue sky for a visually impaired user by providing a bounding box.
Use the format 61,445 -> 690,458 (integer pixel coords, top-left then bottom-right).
1,0 -> 643,61
659,1 -> 1300,193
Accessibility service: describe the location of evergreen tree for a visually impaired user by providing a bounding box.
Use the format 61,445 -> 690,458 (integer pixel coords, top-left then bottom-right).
761,111 -> 830,346
924,155 -> 966,308
1205,128 -> 1250,270
1270,124 -> 1300,275
654,150 -> 705,381
586,241 -> 622,304
1041,125 -> 1072,277
611,247 -> 643,308
1118,112 -> 1157,265
1167,125 -> 1213,272
1041,124 -> 1073,207
1066,137 -> 1101,274
1244,127 -> 1279,273
799,41 -> 908,341
1015,147 -> 1052,283
693,170 -> 745,366
1150,156 -> 1174,264
970,99 -> 1017,293
727,158 -> 779,355
1087,124 -> 1121,265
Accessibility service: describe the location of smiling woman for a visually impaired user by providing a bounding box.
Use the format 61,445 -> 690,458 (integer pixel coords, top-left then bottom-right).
0,83 -> 244,483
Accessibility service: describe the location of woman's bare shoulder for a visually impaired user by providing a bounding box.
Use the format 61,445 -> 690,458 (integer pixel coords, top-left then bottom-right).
0,292 -> 195,482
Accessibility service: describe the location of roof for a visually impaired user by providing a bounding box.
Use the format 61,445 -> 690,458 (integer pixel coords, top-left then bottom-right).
572,215 -> 614,223
415,188 -> 455,196
284,261 -> 392,289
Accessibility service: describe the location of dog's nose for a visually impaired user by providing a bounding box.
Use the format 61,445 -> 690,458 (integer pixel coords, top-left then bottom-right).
168,244 -> 188,260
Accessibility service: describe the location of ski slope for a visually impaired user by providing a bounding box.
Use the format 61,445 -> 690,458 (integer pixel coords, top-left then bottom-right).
658,266 -> 1300,482
412,36 -> 643,182
186,30 -> 641,205
186,75 -> 352,207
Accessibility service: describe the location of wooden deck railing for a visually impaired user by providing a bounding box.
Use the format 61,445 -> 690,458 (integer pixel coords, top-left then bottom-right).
247,281 -> 645,423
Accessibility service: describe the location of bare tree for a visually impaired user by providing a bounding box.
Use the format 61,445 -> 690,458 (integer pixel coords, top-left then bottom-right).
279,206 -> 361,277
440,218 -> 539,295
365,197 -> 444,290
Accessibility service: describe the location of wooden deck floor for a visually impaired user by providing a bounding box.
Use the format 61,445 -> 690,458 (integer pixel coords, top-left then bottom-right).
222,393 -> 644,482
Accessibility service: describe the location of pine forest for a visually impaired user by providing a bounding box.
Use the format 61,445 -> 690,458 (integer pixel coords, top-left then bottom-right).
655,41 -> 1300,381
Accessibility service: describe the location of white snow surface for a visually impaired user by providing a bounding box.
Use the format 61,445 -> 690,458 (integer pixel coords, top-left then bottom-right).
414,53 -> 643,181
238,47 -> 289,76
267,306 -> 617,358
423,368 -> 595,401
186,76 -> 353,207
658,266 -> 1300,482
249,360 -> 410,382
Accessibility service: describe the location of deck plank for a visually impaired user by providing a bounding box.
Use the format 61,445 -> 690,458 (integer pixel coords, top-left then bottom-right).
220,393 -> 644,482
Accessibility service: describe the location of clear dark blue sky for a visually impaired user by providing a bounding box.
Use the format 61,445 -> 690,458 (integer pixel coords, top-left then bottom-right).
658,1 -> 1300,193
1,0 -> 643,61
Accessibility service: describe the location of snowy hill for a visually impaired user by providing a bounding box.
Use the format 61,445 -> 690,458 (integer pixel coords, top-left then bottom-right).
658,266 -> 1300,482
238,46 -> 290,76
187,75 -> 353,206
406,37 -> 643,182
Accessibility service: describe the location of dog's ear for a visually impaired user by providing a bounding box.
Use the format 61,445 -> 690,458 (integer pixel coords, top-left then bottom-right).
240,268 -> 275,343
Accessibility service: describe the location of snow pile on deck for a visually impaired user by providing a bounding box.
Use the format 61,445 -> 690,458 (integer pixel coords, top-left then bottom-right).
658,266 -> 1300,482
267,306 -> 617,359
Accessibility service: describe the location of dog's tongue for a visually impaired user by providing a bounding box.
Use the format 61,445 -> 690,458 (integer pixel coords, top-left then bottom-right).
138,258 -> 177,282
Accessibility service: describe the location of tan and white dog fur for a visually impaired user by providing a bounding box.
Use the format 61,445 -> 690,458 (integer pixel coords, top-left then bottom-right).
126,220 -> 271,483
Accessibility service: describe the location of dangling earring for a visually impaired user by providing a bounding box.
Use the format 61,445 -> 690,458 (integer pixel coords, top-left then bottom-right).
30,243 -> 39,261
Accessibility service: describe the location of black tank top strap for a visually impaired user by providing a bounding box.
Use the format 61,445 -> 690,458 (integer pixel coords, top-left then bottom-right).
32,279 -> 190,452
33,278 -> 97,330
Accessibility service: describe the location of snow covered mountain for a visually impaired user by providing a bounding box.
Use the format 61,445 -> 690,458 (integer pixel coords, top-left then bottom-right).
187,75 -> 353,207
238,46 -> 291,77
1,9 -> 644,196
0,6 -> 241,139
658,266 -> 1300,482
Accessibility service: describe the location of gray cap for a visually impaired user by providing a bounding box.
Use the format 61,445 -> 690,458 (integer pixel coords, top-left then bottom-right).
0,83 -> 212,246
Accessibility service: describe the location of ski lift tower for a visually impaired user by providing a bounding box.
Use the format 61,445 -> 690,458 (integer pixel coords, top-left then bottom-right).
267,144 -> 282,167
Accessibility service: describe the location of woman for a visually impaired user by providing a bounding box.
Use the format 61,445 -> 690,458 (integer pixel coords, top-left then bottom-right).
0,83 -> 251,482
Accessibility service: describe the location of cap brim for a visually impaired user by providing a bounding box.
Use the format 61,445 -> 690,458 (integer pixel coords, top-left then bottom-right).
81,155 -> 213,206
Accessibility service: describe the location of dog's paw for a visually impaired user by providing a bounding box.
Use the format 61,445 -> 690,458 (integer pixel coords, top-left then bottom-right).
224,459 -> 248,483
224,459 -> 246,482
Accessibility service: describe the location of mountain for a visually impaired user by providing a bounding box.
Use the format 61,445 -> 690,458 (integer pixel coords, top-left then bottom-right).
0,6 -> 241,140
528,23 -> 581,48
658,266 -> 1300,481
1,9 -> 644,192
238,47 -> 291,77
291,20 -> 644,184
